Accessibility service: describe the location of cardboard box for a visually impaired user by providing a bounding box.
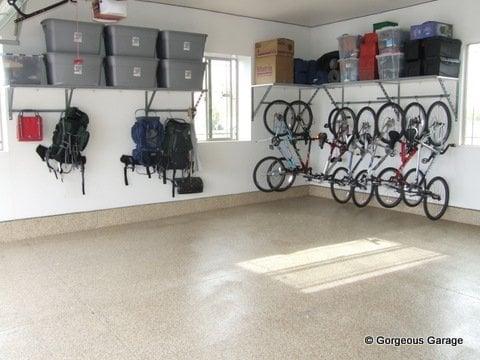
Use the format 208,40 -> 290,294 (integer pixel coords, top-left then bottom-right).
255,38 -> 294,58
255,55 -> 293,84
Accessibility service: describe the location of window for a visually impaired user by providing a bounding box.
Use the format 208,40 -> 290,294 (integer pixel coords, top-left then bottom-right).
464,43 -> 480,145
195,55 -> 240,141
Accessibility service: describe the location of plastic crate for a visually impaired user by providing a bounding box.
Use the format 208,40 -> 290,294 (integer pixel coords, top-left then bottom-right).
1,54 -> 46,85
339,58 -> 359,82
359,56 -> 378,80
410,21 -> 453,40
376,53 -> 404,80
423,57 -> 460,77
158,59 -> 206,90
45,53 -> 103,86
374,21 -> 398,32
158,31 -> 207,60
404,40 -> 422,61
42,19 -> 104,55
405,60 -> 423,77
105,56 -> 158,88
337,35 -> 361,59
363,32 -> 378,44
423,37 -> 462,59
377,27 -> 408,54
360,43 -> 378,57
104,25 -> 158,58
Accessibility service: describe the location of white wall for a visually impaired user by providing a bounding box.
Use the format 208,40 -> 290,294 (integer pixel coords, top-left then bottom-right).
308,0 -> 480,211
0,0 -> 312,221
3,0 -> 480,221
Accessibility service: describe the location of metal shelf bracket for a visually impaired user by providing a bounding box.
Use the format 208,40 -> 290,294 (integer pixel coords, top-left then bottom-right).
251,85 -> 272,121
438,77 -> 458,121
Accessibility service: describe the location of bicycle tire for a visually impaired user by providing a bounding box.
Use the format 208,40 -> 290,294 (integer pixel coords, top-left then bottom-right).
332,107 -> 357,142
253,156 -> 284,192
375,167 -> 403,208
403,169 -> 426,207
285,100 -> 313,136
327,108 -> 339,135
355,106 -> 376,145
423,176 -> 449,221
376,102 -> 406,144
352,170 -> 374,208
403,102 -> 427,140
426,101 -> 452,147
272,158 -> 297,192
263,100 -> 294,136
330,166 -> 353,204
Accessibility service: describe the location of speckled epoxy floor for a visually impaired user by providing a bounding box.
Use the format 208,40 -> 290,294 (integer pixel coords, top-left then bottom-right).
1,197 -> 480,359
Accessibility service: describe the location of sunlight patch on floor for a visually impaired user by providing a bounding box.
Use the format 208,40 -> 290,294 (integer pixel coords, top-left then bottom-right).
237,238 -> 446,293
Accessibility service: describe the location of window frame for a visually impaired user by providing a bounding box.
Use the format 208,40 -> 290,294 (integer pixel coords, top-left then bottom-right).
462,42 -> 480,146
201,55 -> 239,142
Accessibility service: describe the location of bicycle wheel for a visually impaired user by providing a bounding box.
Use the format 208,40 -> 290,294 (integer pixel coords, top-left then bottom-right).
327,108 -> 339,135
263,100 -> 294,136
330,166 -> 353,204
375,167 -> 403,208
404,102 -> 427,140
253,157 -> 284,192
427,101 -> 452,147
376,102 -> 405,144
423,176 -> 449,221
284,100 -> 313,136
332,107 -> 356,142
355,106 -> 376,145
352,170 -> 374,208
403,169 -> 426,207
272,158 -> 297,192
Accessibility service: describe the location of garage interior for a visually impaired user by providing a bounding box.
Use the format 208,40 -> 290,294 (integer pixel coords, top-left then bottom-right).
0,0 -> 479,359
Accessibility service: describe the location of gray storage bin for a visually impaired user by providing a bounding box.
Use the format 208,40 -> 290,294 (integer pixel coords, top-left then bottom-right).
158,59 -> 206,90
105,25 -> 158,57
158,31 -> 207,60
45,53 -> 103,86
1,54 -> 47,85
42,19 -> 104,55
105,56 -> 158,88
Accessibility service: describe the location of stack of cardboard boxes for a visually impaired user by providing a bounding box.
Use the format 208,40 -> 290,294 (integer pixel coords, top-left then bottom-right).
254,38 -> 294,84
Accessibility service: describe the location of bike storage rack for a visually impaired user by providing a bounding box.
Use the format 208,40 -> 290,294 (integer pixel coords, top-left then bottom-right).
7,85 -> 208,120
251,75 -> 459,122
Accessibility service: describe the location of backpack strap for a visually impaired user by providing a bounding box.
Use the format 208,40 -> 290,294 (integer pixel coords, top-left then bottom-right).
120,155 -> 136,186
172,169 -> 176,198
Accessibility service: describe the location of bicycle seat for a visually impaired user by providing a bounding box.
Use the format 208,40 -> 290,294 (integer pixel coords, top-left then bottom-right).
318,132 -> 328,149
388,130 -> 401,149
404,128 -> 418,144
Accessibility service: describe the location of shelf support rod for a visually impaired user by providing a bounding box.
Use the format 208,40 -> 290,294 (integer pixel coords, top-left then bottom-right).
377,81 -> 392,102
438,78 -> 457,121
65,88 -> 74,109
252,85 -> 272,121
8,87 -> 15,120
323,87 -> 339,109
145,90 -> 157,115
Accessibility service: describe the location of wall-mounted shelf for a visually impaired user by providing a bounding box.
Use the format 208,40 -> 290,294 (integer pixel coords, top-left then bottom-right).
251,76 -> 459,121
6,85 -> 207,120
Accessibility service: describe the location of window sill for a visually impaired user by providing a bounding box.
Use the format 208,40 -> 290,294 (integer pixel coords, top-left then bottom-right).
197,139 -> 252,144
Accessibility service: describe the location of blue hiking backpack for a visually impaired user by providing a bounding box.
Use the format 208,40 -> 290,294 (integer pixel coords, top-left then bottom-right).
131,115 -> 164,167
121,113 -> 164,185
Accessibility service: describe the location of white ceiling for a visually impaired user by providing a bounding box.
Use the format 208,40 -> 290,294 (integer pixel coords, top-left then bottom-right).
143,0 -> 437,27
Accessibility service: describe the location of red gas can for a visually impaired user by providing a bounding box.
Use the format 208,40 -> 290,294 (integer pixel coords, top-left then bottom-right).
17,112 -> 43,142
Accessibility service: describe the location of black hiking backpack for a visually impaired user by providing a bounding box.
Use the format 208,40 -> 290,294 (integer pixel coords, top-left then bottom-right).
163,119 -> 194,196
36,107 -> 90,195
